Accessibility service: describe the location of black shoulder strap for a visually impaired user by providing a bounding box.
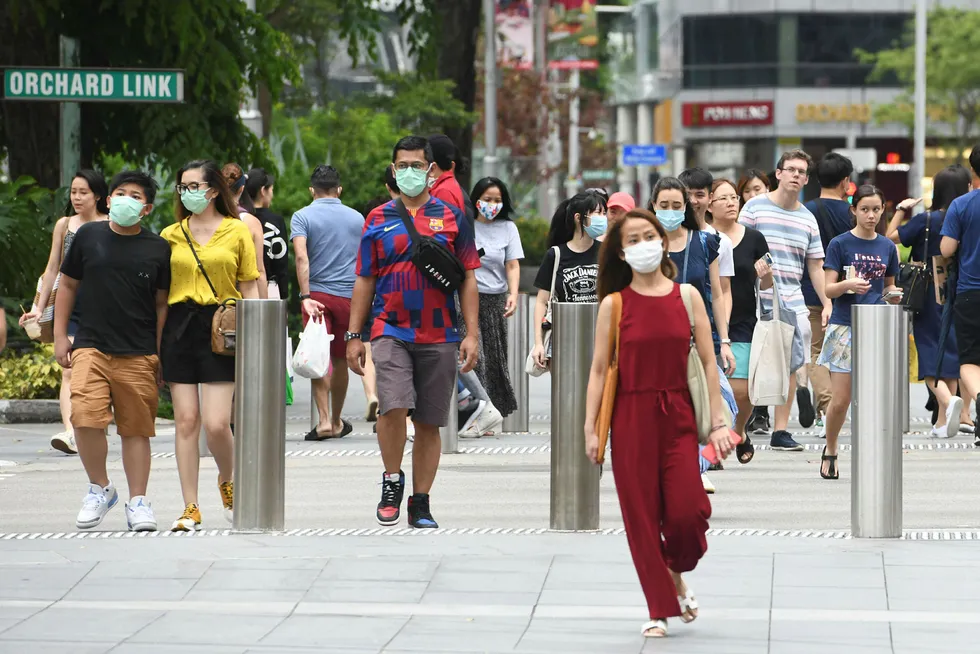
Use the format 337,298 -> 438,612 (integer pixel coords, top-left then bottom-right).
923,211 -> 932,262
179,219 -> 219,300
393,199 -> 422,252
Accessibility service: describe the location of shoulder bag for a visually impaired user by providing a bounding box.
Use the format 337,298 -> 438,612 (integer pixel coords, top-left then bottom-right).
679,284 -> 732,444
594,292 -> 622,465
525,246 -> 561,377
393,199 -> 465,293
747,278 -> 796,406
179,220 -> 237,356
896,213 -> 932,313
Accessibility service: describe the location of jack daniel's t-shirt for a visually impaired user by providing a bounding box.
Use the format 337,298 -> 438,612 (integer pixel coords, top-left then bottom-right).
534,242 -> 601,303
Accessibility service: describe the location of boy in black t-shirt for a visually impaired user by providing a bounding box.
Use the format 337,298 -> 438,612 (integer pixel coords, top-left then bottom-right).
54,170 -> 172,532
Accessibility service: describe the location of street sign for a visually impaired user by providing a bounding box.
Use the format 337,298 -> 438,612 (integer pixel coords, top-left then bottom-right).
622,144 -> 667,167
581,169 -> 616,181
3,68 -> 184,103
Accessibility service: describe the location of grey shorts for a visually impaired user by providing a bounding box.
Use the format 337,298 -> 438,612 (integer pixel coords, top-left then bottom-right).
371,336 -> 459,427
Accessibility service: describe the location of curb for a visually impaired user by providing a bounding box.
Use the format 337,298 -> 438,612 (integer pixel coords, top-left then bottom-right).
0,400 -> 61,424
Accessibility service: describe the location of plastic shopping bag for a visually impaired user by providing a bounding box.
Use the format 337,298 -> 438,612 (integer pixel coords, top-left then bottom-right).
292,318 -> 333,379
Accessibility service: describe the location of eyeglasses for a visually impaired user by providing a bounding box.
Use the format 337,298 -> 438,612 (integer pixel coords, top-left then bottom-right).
712,195 -> 739,204
394,162 -> 429,172
175,183 -> 209,194
780,166 -> 808,178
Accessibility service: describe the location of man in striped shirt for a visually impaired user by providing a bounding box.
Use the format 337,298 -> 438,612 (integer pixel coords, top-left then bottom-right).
739,149 -> 832,451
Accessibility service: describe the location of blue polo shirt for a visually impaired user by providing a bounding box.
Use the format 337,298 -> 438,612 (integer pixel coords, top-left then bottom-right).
941,189 -> 980,292
290,198 -> 364,298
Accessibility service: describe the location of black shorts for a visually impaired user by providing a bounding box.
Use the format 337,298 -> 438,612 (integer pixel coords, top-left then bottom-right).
162,302 -> 236,384
954,289 -> 980,367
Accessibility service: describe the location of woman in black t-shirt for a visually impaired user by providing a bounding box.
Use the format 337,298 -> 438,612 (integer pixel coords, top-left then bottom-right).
530,191 -> 606,370
245,168 -> 289,299
709,179 -> 773,462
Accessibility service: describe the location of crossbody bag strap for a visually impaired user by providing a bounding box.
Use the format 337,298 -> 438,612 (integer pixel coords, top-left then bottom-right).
548,246 -> 561,299
681,230 -> 692,284
179,219 -> 219,301
923,211 -> 932,264
393,199 -> 422,252
679,284 -> 695,341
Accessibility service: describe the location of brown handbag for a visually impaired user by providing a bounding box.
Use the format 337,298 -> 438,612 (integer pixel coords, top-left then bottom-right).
180,220 -> 237,356
594,292 -> 622,465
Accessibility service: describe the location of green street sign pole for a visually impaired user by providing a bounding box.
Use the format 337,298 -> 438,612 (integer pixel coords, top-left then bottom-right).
59,36 -> 80,190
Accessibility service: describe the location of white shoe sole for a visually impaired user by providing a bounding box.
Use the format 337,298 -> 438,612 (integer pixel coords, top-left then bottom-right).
128,521 -> 158,532
171,520 -> 201,532
946,398 -> 964,438
76,495 -> 118,530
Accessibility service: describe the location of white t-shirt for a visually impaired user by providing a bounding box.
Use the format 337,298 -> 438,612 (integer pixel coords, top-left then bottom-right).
704,225 -> 734,277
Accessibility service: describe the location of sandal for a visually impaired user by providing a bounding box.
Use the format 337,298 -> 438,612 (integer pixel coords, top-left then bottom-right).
677,586 -> 698,623
736,435 -> 755,464
640,619 -> 667,638
820,446 -> 839,480
304,419 -> 353,441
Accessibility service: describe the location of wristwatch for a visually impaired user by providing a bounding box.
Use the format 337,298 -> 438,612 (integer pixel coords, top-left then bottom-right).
344,331 -> 362,342
299,293 -> 311,301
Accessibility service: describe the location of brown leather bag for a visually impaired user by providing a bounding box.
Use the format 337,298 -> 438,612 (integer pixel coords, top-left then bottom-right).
594,292 -> 622,465
180,220 -> 237,357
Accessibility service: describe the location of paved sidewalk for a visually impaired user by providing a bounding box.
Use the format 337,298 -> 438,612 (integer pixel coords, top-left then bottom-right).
2,532 -> 978,653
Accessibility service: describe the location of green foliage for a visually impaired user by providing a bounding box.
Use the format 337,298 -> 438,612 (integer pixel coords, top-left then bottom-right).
514,217 -> 551,267
0,343 -> 62,400
0,177 -> 61,301
157,386 -> 174,420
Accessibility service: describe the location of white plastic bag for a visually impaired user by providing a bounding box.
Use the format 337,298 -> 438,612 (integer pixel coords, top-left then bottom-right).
292,318 -> 333,379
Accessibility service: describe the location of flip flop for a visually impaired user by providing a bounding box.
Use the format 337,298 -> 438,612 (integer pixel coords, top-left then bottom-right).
305,420 -> 353,441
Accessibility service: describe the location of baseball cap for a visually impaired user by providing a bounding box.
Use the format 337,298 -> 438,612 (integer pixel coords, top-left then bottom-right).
607,192 -> 636,212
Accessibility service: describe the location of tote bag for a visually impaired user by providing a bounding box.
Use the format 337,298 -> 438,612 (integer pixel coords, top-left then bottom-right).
747,278 -> 795,406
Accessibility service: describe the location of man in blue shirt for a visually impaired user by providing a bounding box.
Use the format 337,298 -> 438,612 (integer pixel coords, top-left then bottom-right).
940,145 -> 980,439
292,165 -> 366,440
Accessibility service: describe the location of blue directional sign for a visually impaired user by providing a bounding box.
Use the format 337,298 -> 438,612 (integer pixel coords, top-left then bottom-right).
622,144 -> 668,167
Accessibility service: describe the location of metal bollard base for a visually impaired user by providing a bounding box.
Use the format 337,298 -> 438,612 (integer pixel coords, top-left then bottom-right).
440,378 -> 459,454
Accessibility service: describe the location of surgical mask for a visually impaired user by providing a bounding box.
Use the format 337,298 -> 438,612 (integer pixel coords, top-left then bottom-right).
623,239 -> 664,274
109,195 -> 144,227
180,189 -> 211,215
395,166 -> 431,198
584,213 -> 607,239
477,200 -> 503,220
655,209 -> 685,232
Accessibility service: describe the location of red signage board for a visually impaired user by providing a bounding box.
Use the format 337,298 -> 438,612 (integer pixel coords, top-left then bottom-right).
682,101 -> 774,127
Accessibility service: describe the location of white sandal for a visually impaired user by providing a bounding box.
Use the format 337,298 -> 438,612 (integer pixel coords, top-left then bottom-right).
677,586 -> 699,623
641,619 -> 668,638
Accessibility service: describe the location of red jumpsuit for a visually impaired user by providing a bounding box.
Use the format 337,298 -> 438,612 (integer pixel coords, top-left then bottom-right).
611,285 -> 712,619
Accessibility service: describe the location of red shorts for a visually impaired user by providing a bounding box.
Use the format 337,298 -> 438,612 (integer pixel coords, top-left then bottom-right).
302,292 -> 351,360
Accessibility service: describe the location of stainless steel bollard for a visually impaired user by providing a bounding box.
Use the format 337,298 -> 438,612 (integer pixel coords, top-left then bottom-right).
310,394 -> 318,432
550,302 -> 600,531
851,304 -> 903,538
900,313 -> 910,433
233,299 -> 287,532
503,294 -> 530,433
440,377 -> 459,453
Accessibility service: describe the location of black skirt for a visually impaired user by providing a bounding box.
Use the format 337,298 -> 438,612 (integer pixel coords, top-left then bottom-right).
161,302 -> 236,384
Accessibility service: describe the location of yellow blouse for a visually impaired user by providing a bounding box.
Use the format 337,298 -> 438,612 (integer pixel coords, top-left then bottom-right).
161,217 -> 259,305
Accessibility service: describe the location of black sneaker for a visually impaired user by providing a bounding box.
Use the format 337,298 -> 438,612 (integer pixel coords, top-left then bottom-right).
747,407 -> 770,435
796,387 -> 815,428
376,470 -> 405,526
770,430 -> 804,452
407,493 -> 439,529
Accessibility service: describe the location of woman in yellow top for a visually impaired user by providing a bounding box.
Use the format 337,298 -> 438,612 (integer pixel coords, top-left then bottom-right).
161,159 -> 260,532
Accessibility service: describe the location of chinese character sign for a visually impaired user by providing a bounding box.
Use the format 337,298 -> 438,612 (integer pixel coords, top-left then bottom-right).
496,0 -> 534,70
548,0 -> 599,70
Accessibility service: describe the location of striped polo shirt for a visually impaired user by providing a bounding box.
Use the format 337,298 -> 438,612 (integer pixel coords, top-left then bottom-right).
738,194 -> 825,314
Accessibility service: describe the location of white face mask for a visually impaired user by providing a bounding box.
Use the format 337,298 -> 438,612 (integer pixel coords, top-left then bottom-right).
623,239 -> 664,274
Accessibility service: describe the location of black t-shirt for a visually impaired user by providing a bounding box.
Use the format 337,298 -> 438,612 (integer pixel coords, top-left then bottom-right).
534,242 -> 601,303
729,226 -> 770,343
255,207 -> 289,299
60,222 -> 171,355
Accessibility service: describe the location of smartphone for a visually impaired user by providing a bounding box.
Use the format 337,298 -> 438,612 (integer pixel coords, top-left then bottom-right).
702,429 -> 743,465
883,290 -> 903,301
763,253 -> 774,266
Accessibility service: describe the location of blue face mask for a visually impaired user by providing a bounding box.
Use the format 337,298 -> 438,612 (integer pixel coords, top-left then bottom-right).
656,209 -> 685,232
584,213 -> 607,239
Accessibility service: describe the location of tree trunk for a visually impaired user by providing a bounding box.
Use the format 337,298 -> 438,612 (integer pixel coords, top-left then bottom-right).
433,0 -> 481,190
0,4 -> 61,188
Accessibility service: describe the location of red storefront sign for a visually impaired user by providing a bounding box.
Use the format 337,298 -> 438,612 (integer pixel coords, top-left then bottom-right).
682,101 -> 774,127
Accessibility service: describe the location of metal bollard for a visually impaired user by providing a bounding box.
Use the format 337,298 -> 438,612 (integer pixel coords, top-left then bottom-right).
440,376 -> 459,453
851,304 -> 903,538
549,302 -> 600,531
233,299 -> 287,531
900,313 -> 910,433
503,294 -> 530,433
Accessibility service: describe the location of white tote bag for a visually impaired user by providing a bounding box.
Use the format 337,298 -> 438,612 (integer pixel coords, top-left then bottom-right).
747,278 -> 796,406
292,318 -> 334,379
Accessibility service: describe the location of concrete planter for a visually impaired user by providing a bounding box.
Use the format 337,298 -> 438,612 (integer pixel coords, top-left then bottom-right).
0,399 -> 62,424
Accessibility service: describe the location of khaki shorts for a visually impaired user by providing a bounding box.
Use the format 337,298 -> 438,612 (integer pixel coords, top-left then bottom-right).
372,337 -> 458,427
71,348 -> 159,437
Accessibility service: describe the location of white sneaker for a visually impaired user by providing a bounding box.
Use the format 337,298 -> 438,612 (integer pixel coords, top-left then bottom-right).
701,473 -> 715,494
945,397 -> 964,438
51,431 -> 77,455
930,425 -> 956,439
125,496 -> 158,532
459,400 -> 486,435
76,483 -> 118,529
464,403 -> 504,437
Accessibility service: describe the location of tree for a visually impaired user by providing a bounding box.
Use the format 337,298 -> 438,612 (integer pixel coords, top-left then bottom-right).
857,8 -> 980,159
0,0 -> 300,188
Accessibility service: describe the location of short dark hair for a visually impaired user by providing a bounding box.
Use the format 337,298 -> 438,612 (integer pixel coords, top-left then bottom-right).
384,165 -> 400,194
110,170 -> 158,205
392,136 -> 433,164
470,176 -> 516,221
427,134 -> 468,176
310,165 -> 341,193
776,148 -> 813,172
969,145 -> 980,178
815,152 -> 854,189
678,167 -> 713,192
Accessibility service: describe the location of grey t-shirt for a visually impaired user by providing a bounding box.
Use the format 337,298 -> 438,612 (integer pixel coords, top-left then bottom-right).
290,198 -> 364,298
474,219 -> 524,294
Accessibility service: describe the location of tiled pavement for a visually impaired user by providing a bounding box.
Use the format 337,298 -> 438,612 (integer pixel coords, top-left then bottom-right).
2,531 -> 979,653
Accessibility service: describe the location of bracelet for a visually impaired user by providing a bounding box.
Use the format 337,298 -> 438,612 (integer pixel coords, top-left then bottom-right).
710,423 -> 727,433
721,339 -> 732,345
299,294 -> 311,300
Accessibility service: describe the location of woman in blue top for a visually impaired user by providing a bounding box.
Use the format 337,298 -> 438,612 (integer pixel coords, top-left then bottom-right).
818,185 -> 903,479
887,165 -> 970,438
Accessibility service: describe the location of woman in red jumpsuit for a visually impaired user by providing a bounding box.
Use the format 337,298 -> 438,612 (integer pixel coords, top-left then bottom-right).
585,208 -> 733,639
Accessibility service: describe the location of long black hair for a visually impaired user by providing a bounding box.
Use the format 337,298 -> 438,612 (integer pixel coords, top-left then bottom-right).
244,167 -> 275,206
67,169 -> 109,216
648,176 -> 700,231
930,165 -> 970,212
470,176 -> 515,221
546,191 -> 607,247
175,159 -> 240,222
